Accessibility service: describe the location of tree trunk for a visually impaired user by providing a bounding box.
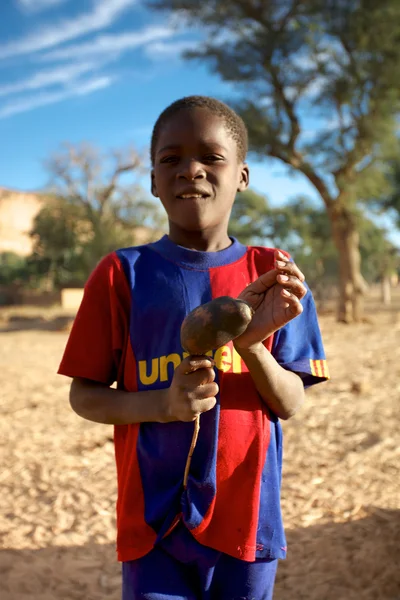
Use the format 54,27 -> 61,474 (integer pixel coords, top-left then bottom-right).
44,258 -> 57,292
330,208 -> 364,323
381,275 -> 391,306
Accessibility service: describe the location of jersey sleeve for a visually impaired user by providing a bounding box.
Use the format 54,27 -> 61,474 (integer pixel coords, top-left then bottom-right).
57,252 -> 130,385
271,283 -> 329,387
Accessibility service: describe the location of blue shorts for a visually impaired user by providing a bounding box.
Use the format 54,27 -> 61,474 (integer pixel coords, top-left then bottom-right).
122,522 -> 278,599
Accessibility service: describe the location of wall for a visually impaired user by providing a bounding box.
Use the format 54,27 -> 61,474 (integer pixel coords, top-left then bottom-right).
0,188 -> 44,256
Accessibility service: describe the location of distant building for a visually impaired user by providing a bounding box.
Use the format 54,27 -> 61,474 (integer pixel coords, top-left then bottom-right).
0,188 -> 44,256
0,187 -> 163,258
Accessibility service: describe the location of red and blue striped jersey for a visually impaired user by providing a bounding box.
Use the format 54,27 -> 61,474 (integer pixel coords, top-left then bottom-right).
58,235 -> 329,563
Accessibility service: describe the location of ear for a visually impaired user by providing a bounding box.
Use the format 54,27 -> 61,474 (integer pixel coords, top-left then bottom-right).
237,163 -> 249,192
151,171 -> 158,198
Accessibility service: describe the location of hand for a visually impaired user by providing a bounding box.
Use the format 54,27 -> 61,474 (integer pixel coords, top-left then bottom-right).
234,250 -> 307,350
165,356 -> 218,422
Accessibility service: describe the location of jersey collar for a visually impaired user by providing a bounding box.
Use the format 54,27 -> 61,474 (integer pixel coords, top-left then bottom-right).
149,235 -> 247,269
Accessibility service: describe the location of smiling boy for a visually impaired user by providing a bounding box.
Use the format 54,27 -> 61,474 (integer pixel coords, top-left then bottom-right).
58,96 -> 329,599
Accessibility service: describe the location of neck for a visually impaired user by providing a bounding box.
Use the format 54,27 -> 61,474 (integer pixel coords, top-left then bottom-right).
167,222 -> 232,252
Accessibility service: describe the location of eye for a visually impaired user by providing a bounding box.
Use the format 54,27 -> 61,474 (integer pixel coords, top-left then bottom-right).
160,155 -> 179,164
203,154 -> 224,162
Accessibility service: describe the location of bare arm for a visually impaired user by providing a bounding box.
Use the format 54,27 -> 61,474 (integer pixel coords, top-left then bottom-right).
70,377 -> 169,425
234,251 -> 308,420
69,356 -> 218,425
234,342 -> 305,420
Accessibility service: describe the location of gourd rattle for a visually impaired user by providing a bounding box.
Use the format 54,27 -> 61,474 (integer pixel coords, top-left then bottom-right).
180,296 -> 254,488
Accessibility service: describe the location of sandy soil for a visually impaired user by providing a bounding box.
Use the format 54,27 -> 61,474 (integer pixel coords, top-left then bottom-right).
0,298 -> 399,600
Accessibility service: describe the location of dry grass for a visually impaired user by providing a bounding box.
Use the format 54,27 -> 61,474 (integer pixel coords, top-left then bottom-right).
0,292 -> 399,599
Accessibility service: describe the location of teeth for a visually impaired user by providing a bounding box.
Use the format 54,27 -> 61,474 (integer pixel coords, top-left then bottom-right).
179,194 -> 204,198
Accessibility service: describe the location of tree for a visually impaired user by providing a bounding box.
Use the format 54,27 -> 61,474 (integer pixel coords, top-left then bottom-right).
29,197 -> 88,289
229,188 -> 273,244
149,0 -> 400,322
0,253 -> 31,286
381,156 -> 400,228
230,189 -> 399,307
44,142 -> 166,275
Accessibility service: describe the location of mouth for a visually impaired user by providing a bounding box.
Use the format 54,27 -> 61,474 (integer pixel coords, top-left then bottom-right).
176,190 -> 211,200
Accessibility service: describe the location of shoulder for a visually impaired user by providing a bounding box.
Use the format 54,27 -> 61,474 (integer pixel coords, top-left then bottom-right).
90,243 -> 153,284
85,251 -> 126,289
115,243 -> 150,263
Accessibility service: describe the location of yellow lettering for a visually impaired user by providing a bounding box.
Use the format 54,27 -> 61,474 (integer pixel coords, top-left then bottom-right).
214,345 -> 232,373
138,358 -> 159,386
160,353 -> 182,381
183,352 -> 189,359
232,346 -> 242,373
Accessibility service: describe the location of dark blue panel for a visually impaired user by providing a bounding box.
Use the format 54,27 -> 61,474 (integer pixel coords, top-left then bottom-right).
255,417 -> 287,560
177,268 -> 220,531
271,284 -> 327,387
116,246 -> 218,534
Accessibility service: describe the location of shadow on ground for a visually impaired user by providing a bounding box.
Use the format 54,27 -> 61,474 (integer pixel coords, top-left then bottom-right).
0,315 -> 74,333
1,507 -> 399,600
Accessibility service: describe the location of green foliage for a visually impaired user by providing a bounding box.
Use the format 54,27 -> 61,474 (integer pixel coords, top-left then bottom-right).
358,216 -> 399,280
229,189 -> 272,244
0,253 -> 31,285
149,0 -> 400,319
149,0 -> 400,214
230,189 -> 399,288
29,197 -> 88,288
29,143 -> 166,289
379,155 -> 400,229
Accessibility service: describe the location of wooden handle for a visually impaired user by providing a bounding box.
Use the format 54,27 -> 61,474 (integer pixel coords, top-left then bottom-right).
183,414 -> 200,489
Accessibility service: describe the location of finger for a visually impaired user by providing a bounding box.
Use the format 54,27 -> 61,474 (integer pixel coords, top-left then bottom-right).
275,249 -> 290,261
180,355 -> 215,374
277,275 -> 307,299
281,289 -> 304,316
189,382 -> 219,401
275,252 -> 305,282
276,261 -> 305,283
191,396 -> 217,416
185,367 -> 216,387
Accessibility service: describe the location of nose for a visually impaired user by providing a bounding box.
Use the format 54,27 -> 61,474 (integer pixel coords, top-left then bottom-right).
177,159 -> 206,181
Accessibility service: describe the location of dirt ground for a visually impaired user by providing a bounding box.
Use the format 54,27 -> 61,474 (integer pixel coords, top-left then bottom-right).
0,294 -> 399,600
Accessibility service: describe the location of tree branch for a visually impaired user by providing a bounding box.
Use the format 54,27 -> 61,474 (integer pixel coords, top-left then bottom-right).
99,152 -> 142,206
278,0 -> 301,31
270,146 -> 334,209
51,161 -> 84,205
268,65 -> 300,154
333,115 -> 374,187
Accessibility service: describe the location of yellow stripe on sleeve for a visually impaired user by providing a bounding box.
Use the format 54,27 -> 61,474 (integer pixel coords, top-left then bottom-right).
310,359 -> 330,379
322,360 -> 330,379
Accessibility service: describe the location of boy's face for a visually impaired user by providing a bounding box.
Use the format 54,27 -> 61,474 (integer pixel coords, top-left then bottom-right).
151,108 -> 249,234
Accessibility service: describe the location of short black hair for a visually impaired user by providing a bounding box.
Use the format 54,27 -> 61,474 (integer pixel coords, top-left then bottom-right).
150,95 -> 248,165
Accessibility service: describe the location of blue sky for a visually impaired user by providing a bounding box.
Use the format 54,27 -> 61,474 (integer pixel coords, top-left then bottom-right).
0,0 -> 321,208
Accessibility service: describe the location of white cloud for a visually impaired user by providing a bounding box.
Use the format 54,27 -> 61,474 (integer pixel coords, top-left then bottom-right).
1,0 -> 136,59
0,61 -> 101,97
37,25 -> 175,62
0,76 -> 113,119
73,76 -> 112,95
17,0 -> 70,13
143,39 -> 198,60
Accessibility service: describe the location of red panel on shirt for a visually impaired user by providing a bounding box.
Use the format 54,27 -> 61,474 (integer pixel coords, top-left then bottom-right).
191,249 -> 276,561
58,252 -> 157,560
58,252 -> 130,385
